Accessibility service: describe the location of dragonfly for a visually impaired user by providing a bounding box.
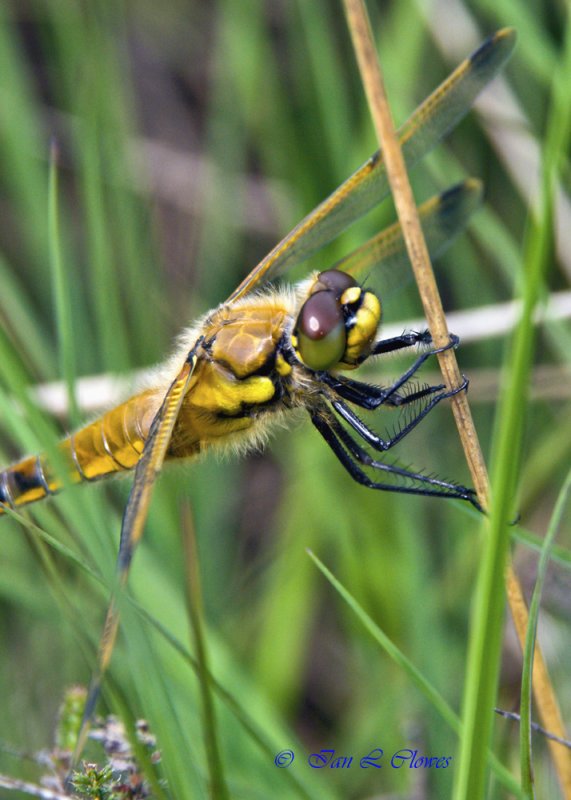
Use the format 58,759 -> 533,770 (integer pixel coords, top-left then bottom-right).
0,28 -> 515,762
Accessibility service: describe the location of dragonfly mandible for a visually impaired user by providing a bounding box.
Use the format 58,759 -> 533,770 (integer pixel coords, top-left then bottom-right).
0,28 -> 515,762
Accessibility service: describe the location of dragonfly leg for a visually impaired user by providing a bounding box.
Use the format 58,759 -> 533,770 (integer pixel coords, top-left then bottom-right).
320,333 -> 461,410
322,372 -> 446,409
368,328 -> 433,357
367,333 -> 459,407
374,332 -> 460,406
370,330 -> 458,358
310,408 -> 481,509
330,376 -> 468,451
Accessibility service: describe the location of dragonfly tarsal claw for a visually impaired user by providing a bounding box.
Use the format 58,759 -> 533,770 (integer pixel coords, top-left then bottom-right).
430,332 -> 460,355
443,374 -> 470,398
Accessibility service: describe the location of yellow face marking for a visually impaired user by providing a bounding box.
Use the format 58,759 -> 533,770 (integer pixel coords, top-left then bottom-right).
344,291 -> 382,365
341,286 -> 361,305
361,291 -> 381,326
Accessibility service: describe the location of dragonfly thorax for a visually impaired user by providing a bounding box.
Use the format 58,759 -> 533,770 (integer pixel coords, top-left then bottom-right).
292,269 -> 381,372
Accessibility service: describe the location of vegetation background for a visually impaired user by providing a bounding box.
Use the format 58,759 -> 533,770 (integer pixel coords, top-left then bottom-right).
0,1 -> 569,798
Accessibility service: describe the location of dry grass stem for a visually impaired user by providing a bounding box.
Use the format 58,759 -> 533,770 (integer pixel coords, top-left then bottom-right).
342,0 -> 571,793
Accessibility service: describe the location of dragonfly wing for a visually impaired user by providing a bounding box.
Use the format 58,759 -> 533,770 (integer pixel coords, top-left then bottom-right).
117,355 -> 198,567
69,349 -> 199,772
227,28 -> 515,303
335,178 -> 483,296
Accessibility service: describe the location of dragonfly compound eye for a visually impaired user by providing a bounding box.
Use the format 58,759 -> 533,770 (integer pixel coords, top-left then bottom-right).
313,269 -> 358,296
296,290 -> 346,371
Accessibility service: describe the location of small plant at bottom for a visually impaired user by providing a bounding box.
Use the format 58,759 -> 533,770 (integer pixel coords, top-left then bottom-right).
0,687 -> 160,799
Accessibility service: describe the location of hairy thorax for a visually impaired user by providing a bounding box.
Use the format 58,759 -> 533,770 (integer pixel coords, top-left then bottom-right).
167,296 -> 298,459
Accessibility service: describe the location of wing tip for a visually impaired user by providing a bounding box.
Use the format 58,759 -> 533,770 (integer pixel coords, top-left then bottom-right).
436,178 -> 484,234
440,177 -> 484,205
471,28 -> 517,71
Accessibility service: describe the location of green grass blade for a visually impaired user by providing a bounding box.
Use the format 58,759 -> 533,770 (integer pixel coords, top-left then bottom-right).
519,468 -> 571,794
453,13 -> 571,799
48,142 -> 79,425
307,548 -> 524,797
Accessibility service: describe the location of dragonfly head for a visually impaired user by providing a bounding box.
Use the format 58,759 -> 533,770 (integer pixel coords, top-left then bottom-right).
292,269 -> 381,371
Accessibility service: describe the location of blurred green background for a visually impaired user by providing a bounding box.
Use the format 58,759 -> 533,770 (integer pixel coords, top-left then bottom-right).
0,1 -> 569,798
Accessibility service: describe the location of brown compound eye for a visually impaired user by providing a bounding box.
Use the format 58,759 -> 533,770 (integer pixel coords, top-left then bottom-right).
296,289 -> 346,370
313,269 -> 358,297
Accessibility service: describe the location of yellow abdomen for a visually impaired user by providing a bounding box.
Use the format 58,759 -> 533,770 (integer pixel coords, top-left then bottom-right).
0,389 -> 161,512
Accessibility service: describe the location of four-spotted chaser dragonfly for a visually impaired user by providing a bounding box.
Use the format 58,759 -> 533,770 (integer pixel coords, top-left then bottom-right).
0,28 -> 515,754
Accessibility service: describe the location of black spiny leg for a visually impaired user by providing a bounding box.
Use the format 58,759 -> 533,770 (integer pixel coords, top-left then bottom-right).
368,329 -> 434,357
321,333 -> 459,410
322,372 -> 446,410
310,408 -> 481,510
331,376 -> 468,452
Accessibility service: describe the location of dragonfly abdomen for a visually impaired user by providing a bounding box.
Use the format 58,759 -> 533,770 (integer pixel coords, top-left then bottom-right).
0,389 -> 161,513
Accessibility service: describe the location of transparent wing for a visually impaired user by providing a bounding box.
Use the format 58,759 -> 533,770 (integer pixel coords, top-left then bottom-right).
69,351 -> 199,774
336,178 -> 483,297
227,28 -> 515,303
